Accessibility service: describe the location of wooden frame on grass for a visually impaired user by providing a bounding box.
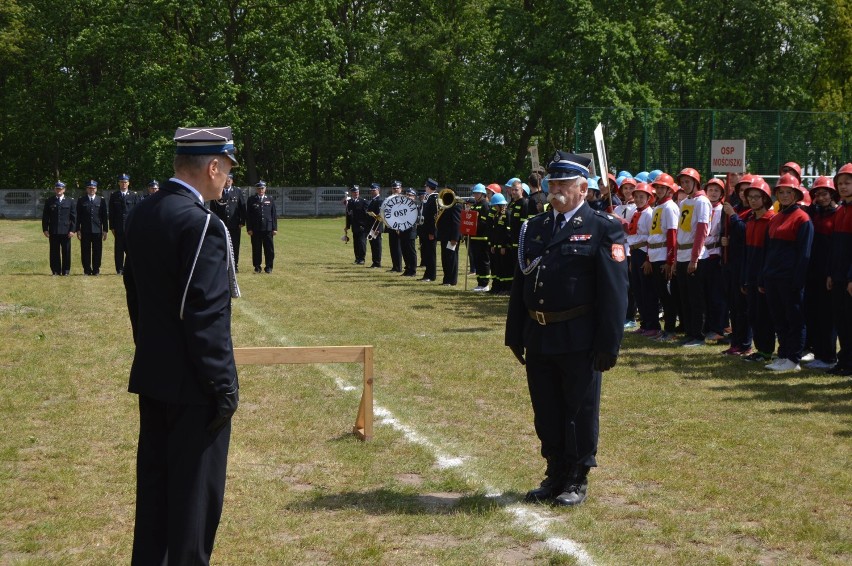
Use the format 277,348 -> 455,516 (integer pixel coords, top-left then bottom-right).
233,346 -> 374,440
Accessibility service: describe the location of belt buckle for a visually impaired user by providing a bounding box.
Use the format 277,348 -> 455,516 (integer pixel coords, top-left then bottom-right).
535,311 -> 547,325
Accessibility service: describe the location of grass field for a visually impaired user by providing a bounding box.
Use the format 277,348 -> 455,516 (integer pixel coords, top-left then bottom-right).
0,217 -> 850,565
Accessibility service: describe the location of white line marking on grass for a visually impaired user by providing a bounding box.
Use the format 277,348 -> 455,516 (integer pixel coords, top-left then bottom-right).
235,302 -> 595,565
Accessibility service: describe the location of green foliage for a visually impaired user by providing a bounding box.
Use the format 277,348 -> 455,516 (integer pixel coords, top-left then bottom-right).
0,0 -> 849,190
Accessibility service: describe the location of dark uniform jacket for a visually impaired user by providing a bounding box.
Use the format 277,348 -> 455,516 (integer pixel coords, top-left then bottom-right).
470,200 -> 491,240
505,203 -> 628,357
246,193 -> 278,232
42,195 -> 76,234
508,197 -> 530,245
109,190 -> 140,234
123,180 -> 238,405
418,193 -> 438,238
211,186 -> 246,230
76,195 -> 108,234
345,197 -> 371,231
435,203 -> 461,241
829,203 -> 852,283
367,195 -> 384,231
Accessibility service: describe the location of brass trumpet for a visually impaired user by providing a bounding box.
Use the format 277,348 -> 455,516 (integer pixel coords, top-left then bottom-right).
436,188 -> 472,210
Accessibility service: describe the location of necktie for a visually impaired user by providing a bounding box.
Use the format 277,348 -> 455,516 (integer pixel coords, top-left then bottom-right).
552,213 -> 565,236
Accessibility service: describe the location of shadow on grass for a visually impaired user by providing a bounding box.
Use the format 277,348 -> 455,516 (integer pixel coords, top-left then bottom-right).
290,487 -> 527,516
620,333 -> 852,436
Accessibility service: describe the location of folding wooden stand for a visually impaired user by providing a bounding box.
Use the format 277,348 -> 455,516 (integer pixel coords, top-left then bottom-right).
233,346 -> 374,440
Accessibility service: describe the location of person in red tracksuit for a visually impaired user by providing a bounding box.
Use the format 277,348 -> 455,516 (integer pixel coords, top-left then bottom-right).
803,176 -> 839,369
729,177 -> 777,363
760,174 -> 813,372
826,163 -> 852,376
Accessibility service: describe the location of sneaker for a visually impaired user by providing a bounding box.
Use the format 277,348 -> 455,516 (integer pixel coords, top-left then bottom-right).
472,286 -> 488,292
800,352 -> 815,363
743,352 -> 771,362
827,364 -> 849,375
704,332 -> 726,342
765,359 -> 784,370
768,359 -> 800,372
721,346 -> 741,355
805,359 -> 835,370
624,320 -> 637,329
681,339 -> 704,347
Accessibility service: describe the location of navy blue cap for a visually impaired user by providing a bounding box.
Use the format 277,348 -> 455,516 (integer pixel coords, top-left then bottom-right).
350,184 -> 360,192
227,173 -> 234,179
425,178 -> 438,189
86,180 -> 98,187
148,180 -> 159,188
417,189 -> 426,196
54,181 -> 66,188
118,173 -> 130,181
546,151 -> 591,180
255,180 -> 267,188
391,180 -> 402,188
370,182 -> 381,190
174,127 -> 238,167
405,187 -> 416,196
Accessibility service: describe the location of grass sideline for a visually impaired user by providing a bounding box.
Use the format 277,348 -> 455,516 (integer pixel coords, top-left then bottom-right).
0,217 -> 849,565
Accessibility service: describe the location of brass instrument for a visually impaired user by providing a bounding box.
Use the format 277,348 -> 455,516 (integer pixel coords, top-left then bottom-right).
435,188 -> 473,225
367,211 -> 384,240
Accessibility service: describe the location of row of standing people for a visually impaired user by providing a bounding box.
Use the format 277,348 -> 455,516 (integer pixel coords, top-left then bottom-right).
612,163 -> 852,376
41,173 -> 280,276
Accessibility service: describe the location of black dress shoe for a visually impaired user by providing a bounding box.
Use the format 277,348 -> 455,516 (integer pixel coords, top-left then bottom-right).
254,267 -> 262,273
553,480 -> 588,507
264,267 -> 272,273
524,475 -> 566,503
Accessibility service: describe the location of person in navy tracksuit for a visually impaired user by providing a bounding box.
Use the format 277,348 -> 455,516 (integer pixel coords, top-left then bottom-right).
827,163 -> 852,376
721,176 -> 754,355
729,177 -> 776,362
760,174 -> 813,372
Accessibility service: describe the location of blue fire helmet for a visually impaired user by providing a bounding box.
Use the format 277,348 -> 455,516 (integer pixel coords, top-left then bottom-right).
647,170 -> 663,183
541,175 -> 549,192
490,193 -> 508,206
521,183 -> 530,195
617,170 -> 632,179
587,177 -> 600,192
635,171 -> 649,182
471,183 -> 487,195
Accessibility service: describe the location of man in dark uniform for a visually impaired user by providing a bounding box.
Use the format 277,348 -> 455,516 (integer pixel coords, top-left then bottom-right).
507,177 -> 531,289
344,185 -> 370,264
505,151 -> 628,507
435,186 -> 462,286
386,180 -> 404,272
124,126 -> 240,564
419,179 -> 439,281
142,180 -> 159,199
367,182 -> 384,268
400,187 -> 419,276
470,183 -> 492,291
42,180 -> 76,275
210,172 -> 246,272
246,180 -> 277,273
109,173 -> 139,274
75,179 -> 108,275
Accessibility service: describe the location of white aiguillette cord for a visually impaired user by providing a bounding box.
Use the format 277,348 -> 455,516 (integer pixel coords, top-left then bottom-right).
180,215 -> 240,321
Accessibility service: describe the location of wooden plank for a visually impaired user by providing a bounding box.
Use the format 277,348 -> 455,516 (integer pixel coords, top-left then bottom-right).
234,346 -> 367,365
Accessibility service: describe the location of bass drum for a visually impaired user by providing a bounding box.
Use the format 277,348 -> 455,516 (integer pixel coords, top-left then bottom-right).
380,194 -> 420,231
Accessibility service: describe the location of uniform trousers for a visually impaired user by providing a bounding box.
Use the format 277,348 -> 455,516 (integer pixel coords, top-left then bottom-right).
525,351 -> 601,470
675,260 -> 707,341
651,261 -> 678,332
470,238 -> 490,287
387,231 -> 402,271
251,231 -> 275,270
724,265 -> 752,349
439,240 -> 458,285
401,232 -> 417,275
624,255 -> 637,323
488,248 -> 511,293
49,234 -> 71,274
763,278 -> 806,362
702,256 -> 727,336
630,250 -> 660,331
227,225 -> 242,270
804,275 -> 836,363
351,228 -> 367,263
832,285 -> 852,370
421,237 -> 437,280
115,232 -> 128,273
369,232 -> 382,267
745,285 -> 775,355
132,395 -> 230,566
80,233 -> 103,274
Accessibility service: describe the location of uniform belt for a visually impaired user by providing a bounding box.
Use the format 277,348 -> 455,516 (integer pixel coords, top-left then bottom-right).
529,304 -> 593,326
706,242 -> 721,250
471,236 -> 487,240
629,242 -> 647,251
648,241 -> 666,249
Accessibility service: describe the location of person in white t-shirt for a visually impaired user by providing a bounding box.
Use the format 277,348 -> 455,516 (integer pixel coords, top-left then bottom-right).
703,178 -> 728,341
646,173 -> 680,339
674,168 -> 712,346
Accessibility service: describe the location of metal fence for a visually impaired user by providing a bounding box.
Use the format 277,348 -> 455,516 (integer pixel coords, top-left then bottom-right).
574,107 -> 852,178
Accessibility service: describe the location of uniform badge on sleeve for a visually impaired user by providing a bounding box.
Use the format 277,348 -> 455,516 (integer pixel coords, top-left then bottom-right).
611,244 -> 626,262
